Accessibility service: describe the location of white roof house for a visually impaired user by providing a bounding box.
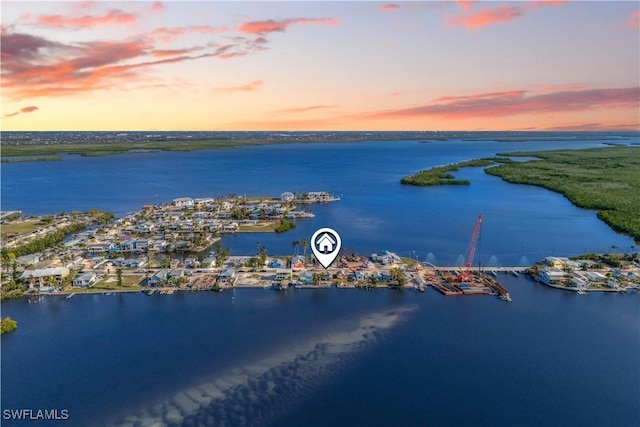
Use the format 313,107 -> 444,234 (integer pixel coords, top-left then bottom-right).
538,267 -> 566,285
280,192 -> 295,202
173,197 -> 194,208
73,272 -> 97,288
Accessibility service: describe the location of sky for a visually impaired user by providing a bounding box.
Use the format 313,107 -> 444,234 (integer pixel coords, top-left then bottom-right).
1,1 -> 639,131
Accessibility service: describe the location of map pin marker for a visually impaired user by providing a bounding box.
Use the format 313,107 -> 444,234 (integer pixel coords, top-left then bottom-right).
311,227 -> 342,269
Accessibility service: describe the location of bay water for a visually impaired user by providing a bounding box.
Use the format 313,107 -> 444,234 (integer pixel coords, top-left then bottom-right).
1,135 -> 639,426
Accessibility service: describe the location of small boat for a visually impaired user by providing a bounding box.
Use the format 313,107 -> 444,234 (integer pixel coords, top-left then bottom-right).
66,293 -> 76,300
500,293 -> 512,302
511,271 -> 519,277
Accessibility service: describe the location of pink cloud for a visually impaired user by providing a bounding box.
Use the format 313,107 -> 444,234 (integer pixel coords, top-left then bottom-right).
148,1 -> 165,14
447,1 -> 566,29
238,17 -> 338,35
278,105 -> 338,114
151,26 -> 228,43
3,105 -> 39,118
379,4 -> 401,12
455,0 -> 477,12
215,80 -> 264,93
0,29 -> 265,99
628,10 -> 640,28
361,87 -> 640,120
37,10 -> 137,28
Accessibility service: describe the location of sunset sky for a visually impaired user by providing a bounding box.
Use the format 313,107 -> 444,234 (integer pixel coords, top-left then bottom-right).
1,1 -> 639,131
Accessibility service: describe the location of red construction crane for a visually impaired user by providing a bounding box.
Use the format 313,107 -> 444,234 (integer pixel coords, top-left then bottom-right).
459,214 -> 483,283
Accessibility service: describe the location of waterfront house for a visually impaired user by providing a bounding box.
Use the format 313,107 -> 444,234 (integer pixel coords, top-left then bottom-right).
299,271 -> 314,284
218,268 -> 236,285
544,256 -> 570,268
538,267 -> 567,285
569,272 -> 588,289
73,272 -> 97,288
148,269 -> 170,286
169,270 -> 184,281
222,223 -> 238,233
584,271 -> 607,283
275,269 -> 292,281
281,192 -> 295,202
20,267 -> 70,288
173,197 -> 194,208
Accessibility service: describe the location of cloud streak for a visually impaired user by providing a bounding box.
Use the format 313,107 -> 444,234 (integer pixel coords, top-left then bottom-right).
379,4 -> 400,12
215,80 -> 264,93
238,17 -> 337,35
0,29 -> 267,99
361,87 -> 640,120
36,10 -> 137,28
151,26 -> 229,43
32,2 -> 164,29
3,105 -> 39,119
447,1 -> 567,29
278,105 -> 338,114
628,10 -> 640,28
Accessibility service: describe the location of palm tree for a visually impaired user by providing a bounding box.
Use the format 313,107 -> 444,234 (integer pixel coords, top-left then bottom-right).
301,239 -> 308,264
610,245 -> 618,254
292,240 -> 300,256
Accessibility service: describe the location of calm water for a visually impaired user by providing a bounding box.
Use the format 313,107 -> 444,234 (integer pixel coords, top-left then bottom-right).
1,136 -> 639,426
1,280 -> 639,426
1,138 -> 637,265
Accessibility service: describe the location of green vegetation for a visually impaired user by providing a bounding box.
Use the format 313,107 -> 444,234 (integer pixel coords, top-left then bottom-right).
91,275 -> 144,290
401,157 -> 512,186
213,243 -> 230,267
274,218 -> 296,233
1,156 -> 63,163
1,317 -> 18,335
1,222 -> 87,260
485,147 -> 640,243
570,252 -> 638,268
1,212 -> 24,222
84,208 -> 115,225
1,281 -> 25,300
1,140 -> 247,158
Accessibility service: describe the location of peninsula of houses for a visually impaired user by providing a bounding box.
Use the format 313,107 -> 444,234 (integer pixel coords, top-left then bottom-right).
1,192 -> 639,299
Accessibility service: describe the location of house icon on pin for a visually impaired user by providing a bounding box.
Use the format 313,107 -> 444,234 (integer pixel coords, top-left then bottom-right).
316,233 -> 336,254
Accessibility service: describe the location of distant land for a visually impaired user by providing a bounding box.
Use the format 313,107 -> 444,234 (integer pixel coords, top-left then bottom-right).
1,130 -> 638,159
403,146 -> 640,244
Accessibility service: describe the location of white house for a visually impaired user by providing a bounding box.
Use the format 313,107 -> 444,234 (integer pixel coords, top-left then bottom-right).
280,192 -> 295,202
20,267 -> 70,287
218,268 -> 236,285
73,272 -> 97,288
538,267 -> 567,285
173,197 -> 194,208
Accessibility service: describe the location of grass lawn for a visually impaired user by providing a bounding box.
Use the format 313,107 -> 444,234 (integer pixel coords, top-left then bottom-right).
90,274 -> 145,290
1,220 -> 47,238
238,222 -> 277,232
